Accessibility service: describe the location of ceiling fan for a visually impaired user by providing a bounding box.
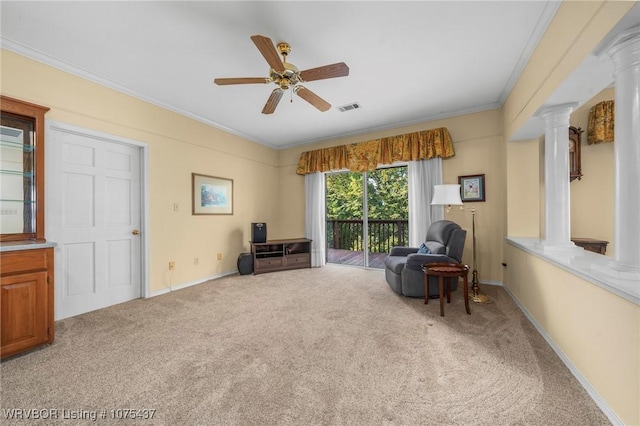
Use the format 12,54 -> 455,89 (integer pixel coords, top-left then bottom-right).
214,35 -> 349,114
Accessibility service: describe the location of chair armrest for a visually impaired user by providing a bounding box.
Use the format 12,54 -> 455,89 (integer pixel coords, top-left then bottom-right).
405,253 -> 457,271
389,246 -> 419,257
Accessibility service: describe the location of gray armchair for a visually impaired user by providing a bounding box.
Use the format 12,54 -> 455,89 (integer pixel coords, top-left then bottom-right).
384,220 -> 467,298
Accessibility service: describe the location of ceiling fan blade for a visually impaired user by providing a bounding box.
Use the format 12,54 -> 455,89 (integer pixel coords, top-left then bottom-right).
299,62 -> 349,82
214,77 -> 269,85
250,35 -> 285,73
262,88 -> 284,114
295,86 -> 331,112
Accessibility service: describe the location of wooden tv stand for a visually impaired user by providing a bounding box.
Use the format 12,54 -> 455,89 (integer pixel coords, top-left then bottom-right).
250,238 -> 312,274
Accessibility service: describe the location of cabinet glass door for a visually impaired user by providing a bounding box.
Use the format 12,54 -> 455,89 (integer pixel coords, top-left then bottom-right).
0,117 -> 36,235
0,96 -> 49,242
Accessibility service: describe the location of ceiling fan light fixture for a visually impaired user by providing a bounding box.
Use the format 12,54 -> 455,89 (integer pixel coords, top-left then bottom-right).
279,81 -> 290,90
283,62 -> 299,76
214,35 -> 348,114
277,42 -> 292,58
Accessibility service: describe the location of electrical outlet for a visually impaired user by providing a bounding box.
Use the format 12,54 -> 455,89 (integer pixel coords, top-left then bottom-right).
217,253 -> 223,261
194,257 -> 199,265
169,261 -> 175,270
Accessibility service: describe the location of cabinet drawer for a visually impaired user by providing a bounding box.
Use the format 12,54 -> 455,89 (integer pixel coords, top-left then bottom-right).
255,257 -> 284,269
0,249 -> 50,275
285,253 -> 310,266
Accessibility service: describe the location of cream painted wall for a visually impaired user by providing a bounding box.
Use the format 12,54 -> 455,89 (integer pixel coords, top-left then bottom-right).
278,109 -> 506,284
276,158 -> 306,239
570,88 -> 615,258
503,1 -> 635,141
502,2 -> 639,424
441,110 -> 505,284
505,138 -> 541,237
1,49 -> 280,292
504,244 -> 639,424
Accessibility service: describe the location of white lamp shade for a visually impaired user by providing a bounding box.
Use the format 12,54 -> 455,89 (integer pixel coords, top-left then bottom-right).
431,184 -> 463,205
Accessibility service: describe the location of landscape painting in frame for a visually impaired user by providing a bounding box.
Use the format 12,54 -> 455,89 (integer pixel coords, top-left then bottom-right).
192,173 -> 233,215
458,174 -> 485,202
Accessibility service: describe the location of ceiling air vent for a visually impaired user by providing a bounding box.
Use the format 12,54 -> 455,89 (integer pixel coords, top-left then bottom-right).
337,102 -> 361,112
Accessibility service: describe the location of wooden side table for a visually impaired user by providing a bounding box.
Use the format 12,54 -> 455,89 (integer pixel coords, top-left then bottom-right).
422,262 -> 471,317
571,238 -> 608,255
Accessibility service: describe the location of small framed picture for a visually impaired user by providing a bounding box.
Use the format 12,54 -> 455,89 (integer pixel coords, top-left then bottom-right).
458,174 -> 485,202
192,173 -> 233,215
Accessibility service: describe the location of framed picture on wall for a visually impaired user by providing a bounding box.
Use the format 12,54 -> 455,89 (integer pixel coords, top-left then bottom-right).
458,174 -> 485,202
192,173 -> 233,215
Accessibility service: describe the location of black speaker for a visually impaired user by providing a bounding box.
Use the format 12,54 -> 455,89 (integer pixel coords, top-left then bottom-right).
251,222 -> 267,243
237,253 -> 253,275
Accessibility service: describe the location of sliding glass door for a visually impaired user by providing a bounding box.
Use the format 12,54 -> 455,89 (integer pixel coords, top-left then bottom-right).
326,166 -> 408,268
366,167 -> 408,268
326,171 -> 365,267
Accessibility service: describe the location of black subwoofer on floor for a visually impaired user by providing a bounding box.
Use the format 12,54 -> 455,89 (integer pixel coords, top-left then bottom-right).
237,253 -> 253,275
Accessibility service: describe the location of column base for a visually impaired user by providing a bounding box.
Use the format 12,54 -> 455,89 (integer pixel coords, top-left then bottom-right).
593,260 -> 640,281
534,241 -> 583,253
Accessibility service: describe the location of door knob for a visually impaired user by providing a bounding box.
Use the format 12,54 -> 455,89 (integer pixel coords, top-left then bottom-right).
132,229 -> 140,235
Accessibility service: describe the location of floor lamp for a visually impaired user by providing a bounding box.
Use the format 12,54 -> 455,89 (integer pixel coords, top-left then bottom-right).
431,184 -> 491,304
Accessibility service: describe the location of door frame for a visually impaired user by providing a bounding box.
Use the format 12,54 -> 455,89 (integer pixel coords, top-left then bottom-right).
45,120 -> 150,318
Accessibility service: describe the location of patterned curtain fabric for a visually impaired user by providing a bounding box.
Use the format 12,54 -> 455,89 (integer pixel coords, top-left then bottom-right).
346,140 -> 381,172
296,127 -> 455,175
587,100 -> 615,144
295,145 -> 349,175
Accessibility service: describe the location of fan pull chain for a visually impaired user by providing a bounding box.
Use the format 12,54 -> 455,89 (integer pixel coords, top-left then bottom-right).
290,89 -> 293,103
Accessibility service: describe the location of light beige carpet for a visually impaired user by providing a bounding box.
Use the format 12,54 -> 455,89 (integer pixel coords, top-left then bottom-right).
1,265 -> 609,425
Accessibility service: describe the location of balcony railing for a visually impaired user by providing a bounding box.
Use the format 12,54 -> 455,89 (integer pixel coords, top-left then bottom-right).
327,219 -> 409,254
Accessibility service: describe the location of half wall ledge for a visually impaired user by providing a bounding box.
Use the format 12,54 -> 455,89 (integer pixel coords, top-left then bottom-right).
506,237 -> 639,305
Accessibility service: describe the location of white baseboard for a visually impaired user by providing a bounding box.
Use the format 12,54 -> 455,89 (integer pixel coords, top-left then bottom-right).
148,270 -> 238,298
479,279 -> 502,286
501,285 -> 623,426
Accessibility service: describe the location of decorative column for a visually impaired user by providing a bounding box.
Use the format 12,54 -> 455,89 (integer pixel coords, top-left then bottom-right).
604,26 -> 640,278
537,103 -> 579,251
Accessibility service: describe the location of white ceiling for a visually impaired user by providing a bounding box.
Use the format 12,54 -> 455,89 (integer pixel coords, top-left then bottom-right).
0,1 -> 562,149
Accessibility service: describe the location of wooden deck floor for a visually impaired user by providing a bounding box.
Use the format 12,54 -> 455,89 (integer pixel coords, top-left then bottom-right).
326,249 -> 388,269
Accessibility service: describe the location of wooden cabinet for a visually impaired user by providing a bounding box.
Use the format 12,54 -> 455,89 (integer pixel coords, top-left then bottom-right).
1,96 -> 50,242
1,247 -> 55,358
1,97 -> 54,358
251,238 -> 312,274
571,238 -> 608,255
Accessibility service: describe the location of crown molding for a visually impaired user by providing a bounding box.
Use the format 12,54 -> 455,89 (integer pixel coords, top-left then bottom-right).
0,36 -> 278,149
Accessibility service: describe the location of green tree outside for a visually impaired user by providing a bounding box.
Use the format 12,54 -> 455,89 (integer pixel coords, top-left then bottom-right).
326,167 -> 408,252
326,167 -> 408,220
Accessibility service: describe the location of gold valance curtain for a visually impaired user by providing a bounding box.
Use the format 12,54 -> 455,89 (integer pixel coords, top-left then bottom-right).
588,100 -> 614,144
296,127 -> 455,175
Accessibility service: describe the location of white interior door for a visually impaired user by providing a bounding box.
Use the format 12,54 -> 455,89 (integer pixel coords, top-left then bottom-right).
47,124 -> 143,320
